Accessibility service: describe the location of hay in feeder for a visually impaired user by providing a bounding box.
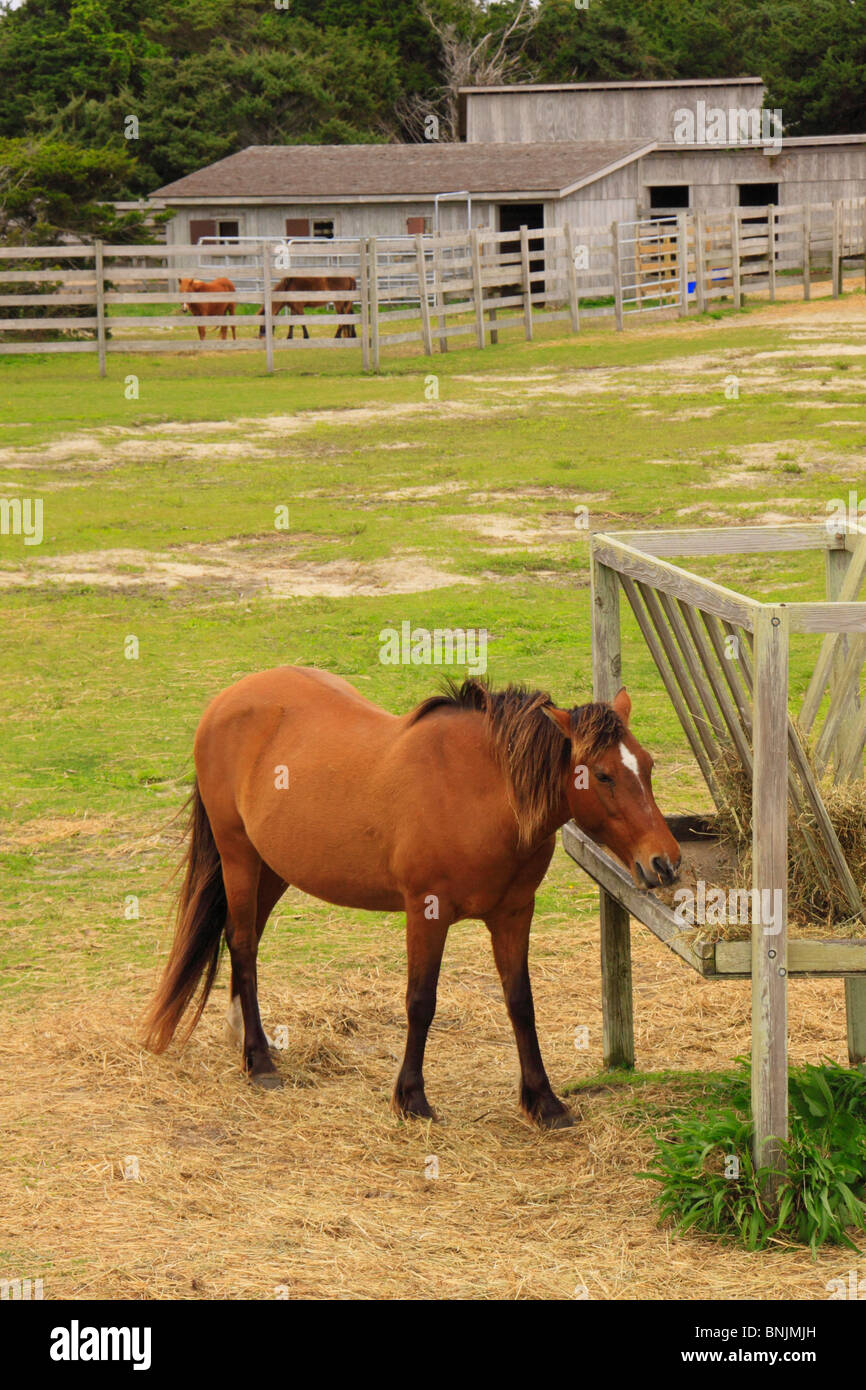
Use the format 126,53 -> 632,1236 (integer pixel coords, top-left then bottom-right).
710,739 -> 866,938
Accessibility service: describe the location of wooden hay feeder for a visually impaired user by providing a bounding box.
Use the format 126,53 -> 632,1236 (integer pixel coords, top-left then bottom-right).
562,524 -> 866,1187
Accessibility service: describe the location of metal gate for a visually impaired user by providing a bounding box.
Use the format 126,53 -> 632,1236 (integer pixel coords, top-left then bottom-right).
618,216 -> 684,314
196,235 -> 433,304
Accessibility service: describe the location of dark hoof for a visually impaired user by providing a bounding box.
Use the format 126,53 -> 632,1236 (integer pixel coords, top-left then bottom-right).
522,1089 -> 574,1130
537,1106 -> 574,1131
249,1071 -> 283,1090
391,1089 -> 435,1121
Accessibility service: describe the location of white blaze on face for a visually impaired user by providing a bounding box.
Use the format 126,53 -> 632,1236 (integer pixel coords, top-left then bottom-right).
619,741 -> 648,803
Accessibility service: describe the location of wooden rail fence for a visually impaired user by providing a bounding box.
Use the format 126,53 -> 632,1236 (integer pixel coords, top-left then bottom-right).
2,197 -> 864,372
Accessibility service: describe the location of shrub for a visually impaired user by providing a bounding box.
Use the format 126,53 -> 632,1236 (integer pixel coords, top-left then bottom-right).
642,1058 -> 866,1252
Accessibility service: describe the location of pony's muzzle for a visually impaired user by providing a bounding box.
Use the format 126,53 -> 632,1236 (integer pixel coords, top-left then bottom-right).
636,853 -> 680,889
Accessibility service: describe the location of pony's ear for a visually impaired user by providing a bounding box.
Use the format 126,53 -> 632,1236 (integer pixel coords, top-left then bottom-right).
612,686 -> 631,726
542,705 -> 572,740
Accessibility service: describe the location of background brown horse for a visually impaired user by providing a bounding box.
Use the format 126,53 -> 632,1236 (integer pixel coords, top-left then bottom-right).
143,668 -> 679,1128
179,277 -> 237,340
258,275 -> 357,339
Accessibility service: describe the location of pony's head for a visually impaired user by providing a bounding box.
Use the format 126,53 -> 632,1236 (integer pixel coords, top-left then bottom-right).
545,689 -> 681,888
178,277 -> 199,313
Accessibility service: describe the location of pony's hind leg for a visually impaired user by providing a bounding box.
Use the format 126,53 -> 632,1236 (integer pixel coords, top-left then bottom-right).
392,900 -> 450,1120
486,899 -> 572,1129
220,839 -> 280,1086
226,863 -> 287,1046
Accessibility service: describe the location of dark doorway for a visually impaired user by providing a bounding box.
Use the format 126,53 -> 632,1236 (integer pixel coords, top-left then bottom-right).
648,185 -> 690,217
738,184 -> 779,246
498,203 -> 544,236
498,202 -> 545,296
739,183 -> 779,208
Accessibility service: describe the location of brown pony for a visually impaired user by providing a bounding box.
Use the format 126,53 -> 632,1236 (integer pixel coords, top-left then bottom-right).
143,668 -> 679,1128
179,277 -> 237,340
257,275 -> 357,339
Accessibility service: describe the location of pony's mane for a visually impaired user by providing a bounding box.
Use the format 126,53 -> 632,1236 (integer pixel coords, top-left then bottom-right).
408,678 -> 625,847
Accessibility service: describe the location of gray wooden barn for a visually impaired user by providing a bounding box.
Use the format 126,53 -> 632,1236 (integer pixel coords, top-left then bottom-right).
151,77 -> 866,248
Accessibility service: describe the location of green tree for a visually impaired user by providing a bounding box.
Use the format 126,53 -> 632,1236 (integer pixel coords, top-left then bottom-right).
0,0 -> 863,196
756,0 -> 866,135
0,136 -> 159,242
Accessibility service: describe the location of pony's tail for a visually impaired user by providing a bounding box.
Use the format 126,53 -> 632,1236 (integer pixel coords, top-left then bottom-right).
142,782 -> 227,1054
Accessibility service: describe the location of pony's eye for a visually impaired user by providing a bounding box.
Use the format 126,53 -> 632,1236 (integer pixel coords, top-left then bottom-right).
595,771 -> 614,786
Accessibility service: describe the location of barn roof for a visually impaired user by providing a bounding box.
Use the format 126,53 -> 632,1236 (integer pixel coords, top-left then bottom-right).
459,77 -> 765,94
654,133 -> 866,151
151,140 -> 656,203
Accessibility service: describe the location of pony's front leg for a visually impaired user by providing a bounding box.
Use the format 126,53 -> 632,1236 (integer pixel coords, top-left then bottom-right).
392,900 -> 450,1120
486,899 -> 573,1129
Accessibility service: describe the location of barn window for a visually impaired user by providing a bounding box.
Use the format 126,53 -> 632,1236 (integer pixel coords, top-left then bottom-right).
648,185 -> 690,213
313,220 -> 335,239
217,220 -> 240,241
407,216 -> 431,235
285,218 -> 311,237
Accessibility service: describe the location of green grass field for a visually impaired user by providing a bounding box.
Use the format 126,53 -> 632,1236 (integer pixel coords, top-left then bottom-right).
2,290 -> 865,1298
3,295 -> 862,996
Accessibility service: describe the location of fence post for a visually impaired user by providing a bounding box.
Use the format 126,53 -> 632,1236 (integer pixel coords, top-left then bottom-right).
591,550 -> 633,1069
470,229 -> 485,349
677,212 -> 689,316
825,545 -> 860,778
414,236 -> 433,356
767,204 -> 776,302
694,210 -> 706,314
486,232 -> 499,345
803,203 -> 811,301
368,236 -> 380,371
94,239 -> 107,378
519,225 -> 533,341
611,221 -> 623,330
730,207 -> 742,307
847,980 -> 866,1068
564,224 -> 581,332
751,605 -> 789,1197
261,241 -> 274,375
832,200 -> 842,297
434,236 -> 447,353
359,238 -> 371,371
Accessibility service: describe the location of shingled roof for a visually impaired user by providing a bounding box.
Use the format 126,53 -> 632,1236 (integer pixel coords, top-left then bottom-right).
459,77 -> 764,94
152,140 -> 656,202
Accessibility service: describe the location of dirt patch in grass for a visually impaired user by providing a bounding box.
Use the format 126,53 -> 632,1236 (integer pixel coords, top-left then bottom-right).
693,440 -> 860,489
0,815 -> 122,849
0,401 -> 509,472
0,541 -> 475,597
448,512 -> 574,551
